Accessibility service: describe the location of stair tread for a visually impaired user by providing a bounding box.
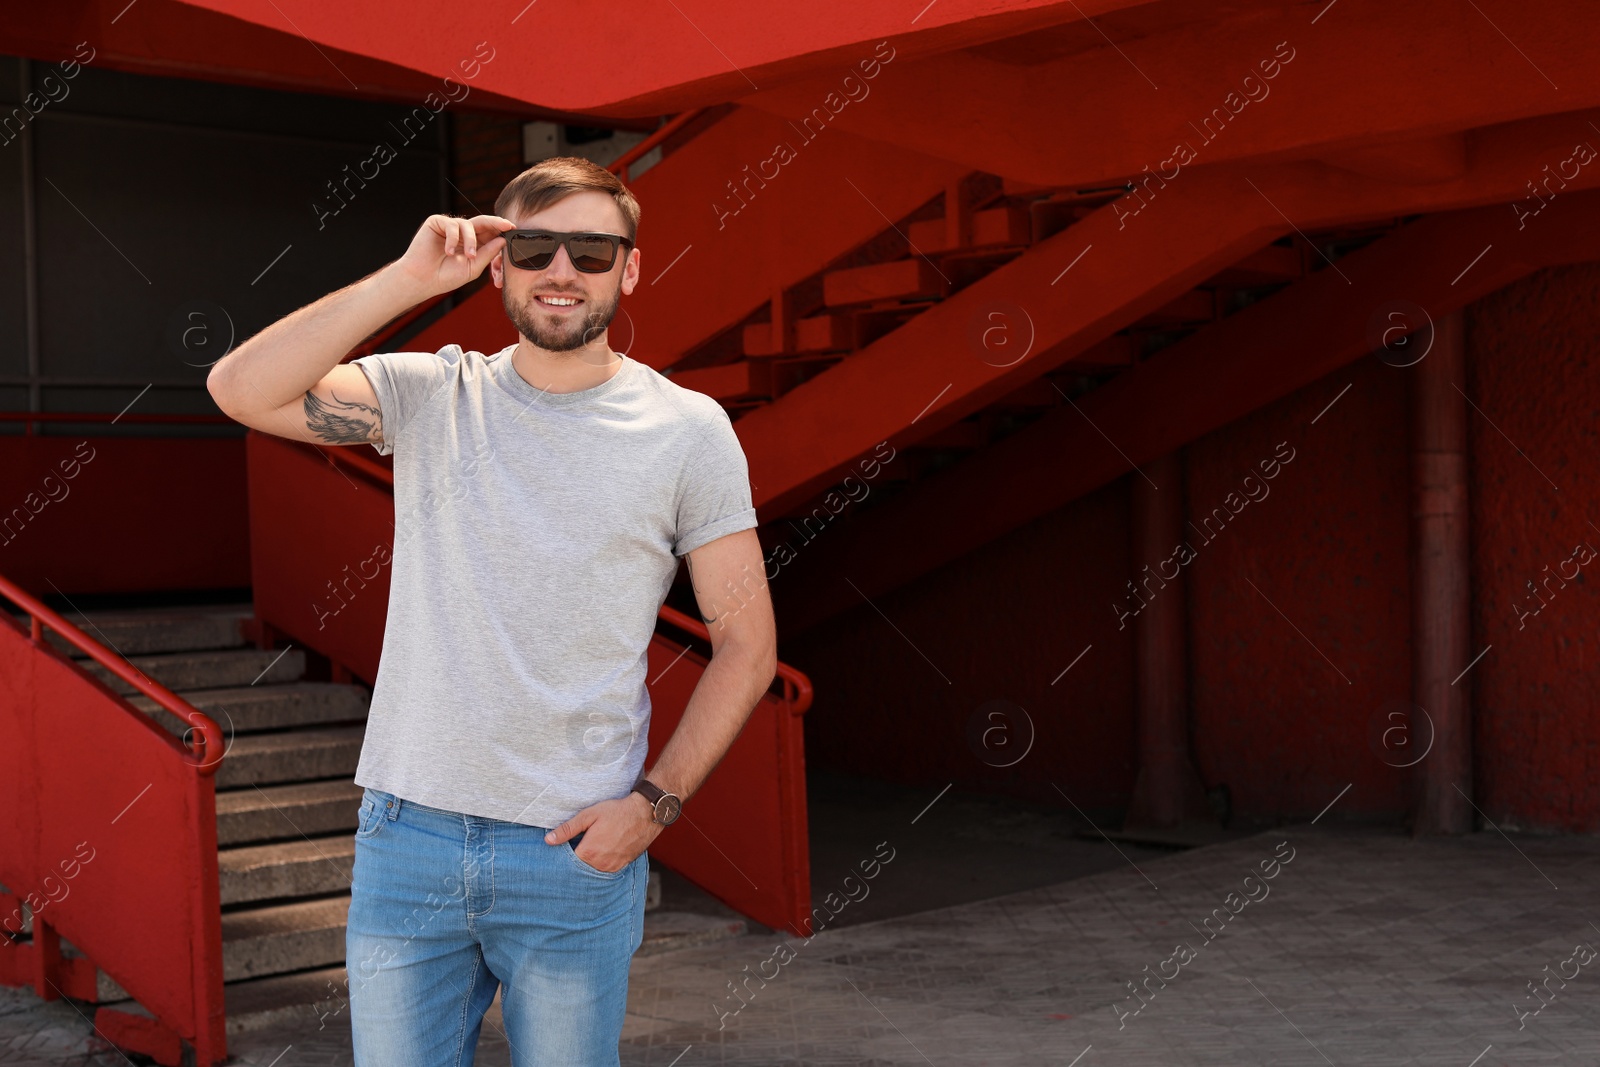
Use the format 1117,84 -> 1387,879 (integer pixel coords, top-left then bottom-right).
219,834 -> 356,871
215,726 -> 368,790
223,963 -> 354,1035
217,835 -> 355,905
82,647 -> 307,694
33,603 -> 255,658
128,680 -> 368,707
127,682 -> 370,737
217,908 -> 735,1032
221,894 -> 350,941
226,724 -> 366,755
215,779 -> 365,814
219,895 -> 351,982
71,602 -> 254,624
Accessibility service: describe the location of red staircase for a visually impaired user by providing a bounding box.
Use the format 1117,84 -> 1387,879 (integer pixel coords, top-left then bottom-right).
0,580 -> 230,1066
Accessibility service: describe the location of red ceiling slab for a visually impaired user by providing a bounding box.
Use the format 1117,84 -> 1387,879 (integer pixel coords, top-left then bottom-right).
0,0 -> 572,116
740,0 -> 1600,188
165,0 -> 1155,114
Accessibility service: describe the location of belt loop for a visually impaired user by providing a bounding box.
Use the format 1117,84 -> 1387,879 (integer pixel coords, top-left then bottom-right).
385,792 -> 402,821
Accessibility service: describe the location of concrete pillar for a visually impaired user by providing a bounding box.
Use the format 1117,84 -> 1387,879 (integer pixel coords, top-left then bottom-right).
1411,310 -> 1473,834
1123,450 -> 1214,830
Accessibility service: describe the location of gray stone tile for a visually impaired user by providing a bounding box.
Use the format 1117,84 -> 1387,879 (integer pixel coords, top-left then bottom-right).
8,824 -> 1600,1064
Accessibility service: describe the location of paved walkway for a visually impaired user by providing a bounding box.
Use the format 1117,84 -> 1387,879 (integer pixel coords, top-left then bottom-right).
7,823 -> 1600,1065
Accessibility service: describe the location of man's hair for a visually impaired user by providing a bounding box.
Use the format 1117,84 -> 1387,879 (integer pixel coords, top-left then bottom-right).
494,156 -> 641,244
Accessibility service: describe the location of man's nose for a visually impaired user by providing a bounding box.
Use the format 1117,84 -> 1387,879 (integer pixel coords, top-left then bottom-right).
543,245 -> 581,282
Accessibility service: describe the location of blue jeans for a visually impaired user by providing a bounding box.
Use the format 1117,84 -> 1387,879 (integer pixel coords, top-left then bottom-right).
345,786 -> 648,1066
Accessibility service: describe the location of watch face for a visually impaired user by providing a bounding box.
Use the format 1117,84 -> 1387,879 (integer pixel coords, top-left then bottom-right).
659,795 -> 682,824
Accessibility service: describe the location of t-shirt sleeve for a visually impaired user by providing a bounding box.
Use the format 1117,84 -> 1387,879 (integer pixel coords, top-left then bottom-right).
351,346 -> 458,455
674,409 -> 758,557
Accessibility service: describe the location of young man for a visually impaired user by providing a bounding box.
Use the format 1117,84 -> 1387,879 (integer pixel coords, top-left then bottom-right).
207,156 -> 777,1065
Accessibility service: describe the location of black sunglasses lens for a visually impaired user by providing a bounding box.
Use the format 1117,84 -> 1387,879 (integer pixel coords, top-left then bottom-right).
568,235 -> 617,273
507,234 -> 556,270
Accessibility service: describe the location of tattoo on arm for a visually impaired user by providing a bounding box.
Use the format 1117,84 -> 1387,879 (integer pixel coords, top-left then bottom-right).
304,388 -> 383,445
684,555 -> 718,626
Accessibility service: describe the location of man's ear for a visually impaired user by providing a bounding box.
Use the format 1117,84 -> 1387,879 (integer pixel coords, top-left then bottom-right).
621,247 -> 640,297
490,255 -> 504,289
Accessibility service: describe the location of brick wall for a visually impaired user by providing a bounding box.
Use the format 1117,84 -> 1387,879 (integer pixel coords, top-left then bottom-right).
451,112 -> 526,217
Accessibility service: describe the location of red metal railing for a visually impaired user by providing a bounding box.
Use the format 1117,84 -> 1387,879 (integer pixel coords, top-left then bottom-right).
0,575 -> 227,773
610,108 -> 707,185
654,600 -> 812,715
0,570 -> 228,1066
0,411 -> 234,435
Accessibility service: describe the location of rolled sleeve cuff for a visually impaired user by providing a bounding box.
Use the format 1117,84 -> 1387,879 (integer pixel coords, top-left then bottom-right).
674,507 -> 758,557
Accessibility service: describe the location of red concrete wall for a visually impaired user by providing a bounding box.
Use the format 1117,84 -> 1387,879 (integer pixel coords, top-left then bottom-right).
1184,355 -> 1410,824
787,263 -> 1600,833
784,357 -> 1414,827
1469,263 -> 1600,832
782,479 -> 1136,820
0,435 -> 249,597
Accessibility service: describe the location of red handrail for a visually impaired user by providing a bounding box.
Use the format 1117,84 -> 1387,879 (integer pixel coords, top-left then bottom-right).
656,602 -> 813,716
0,412 -> 233,422
304,440 -> 810,715
344,296 -> 451,361
609,108 -> 707,184
0,411 -> 235,436
0,572 -> 226,775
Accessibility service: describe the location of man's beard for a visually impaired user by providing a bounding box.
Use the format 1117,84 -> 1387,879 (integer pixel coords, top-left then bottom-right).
504,280 -> 621,354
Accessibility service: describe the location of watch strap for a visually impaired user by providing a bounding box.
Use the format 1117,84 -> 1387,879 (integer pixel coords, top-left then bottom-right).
632,777 -> 680,824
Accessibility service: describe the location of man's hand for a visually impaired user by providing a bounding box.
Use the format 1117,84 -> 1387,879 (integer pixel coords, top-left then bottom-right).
393,213 -> 518,299
545,792 -> 661,873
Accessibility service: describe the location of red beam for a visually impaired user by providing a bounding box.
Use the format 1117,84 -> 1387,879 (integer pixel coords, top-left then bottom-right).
740,117 -> 1600,520
772,190 -> 1600,632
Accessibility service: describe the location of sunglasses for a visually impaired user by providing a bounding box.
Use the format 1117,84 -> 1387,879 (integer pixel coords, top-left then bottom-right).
500,230 -> 634,273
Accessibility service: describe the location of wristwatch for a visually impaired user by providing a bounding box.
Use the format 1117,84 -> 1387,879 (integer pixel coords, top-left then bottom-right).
632,777 -> 682,825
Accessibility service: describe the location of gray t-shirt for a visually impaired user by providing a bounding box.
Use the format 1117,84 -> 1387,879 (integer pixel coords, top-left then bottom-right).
348,342 -> 757,829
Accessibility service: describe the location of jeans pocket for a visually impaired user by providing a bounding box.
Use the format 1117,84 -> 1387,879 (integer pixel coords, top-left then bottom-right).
355,789 -> 391,840
565,831 -> 627,877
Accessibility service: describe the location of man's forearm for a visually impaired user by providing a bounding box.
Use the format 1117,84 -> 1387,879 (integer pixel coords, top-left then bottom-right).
208,260 -> 430,414
642,640 -> 777,807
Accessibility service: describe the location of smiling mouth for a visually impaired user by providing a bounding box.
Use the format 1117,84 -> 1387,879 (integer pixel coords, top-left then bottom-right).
535,294 -> 584,311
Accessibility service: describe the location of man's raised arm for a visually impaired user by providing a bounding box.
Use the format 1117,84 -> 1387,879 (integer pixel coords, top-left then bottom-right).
206,213 -> 514,446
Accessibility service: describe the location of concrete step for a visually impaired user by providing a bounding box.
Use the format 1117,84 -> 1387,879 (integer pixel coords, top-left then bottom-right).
128,681 -> 370,737
225,963 -> 355,1035
83,647 -> 306,696
218,904 -> 737,1033
14,602 -> 254,659
222,963 -> 499,1037
92,894 -> 355,998
219,836 -> 355,906
220,894 -> 351,983
214,725 -> 366,790
216,779 -> 363,847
